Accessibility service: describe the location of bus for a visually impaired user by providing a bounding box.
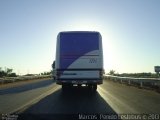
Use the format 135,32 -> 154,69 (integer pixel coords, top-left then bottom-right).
53,31 -> 103,91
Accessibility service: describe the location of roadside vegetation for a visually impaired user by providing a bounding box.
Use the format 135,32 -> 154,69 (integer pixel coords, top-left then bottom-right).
0,67 -> 17,77
0,67 -> 52,78
40,71 -> 52,75
1,67 -> 158,78
108,70 -> 159,78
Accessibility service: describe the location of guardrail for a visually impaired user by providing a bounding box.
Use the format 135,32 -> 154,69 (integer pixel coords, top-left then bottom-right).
0,75 -> 51,84
105,75 -> 160,91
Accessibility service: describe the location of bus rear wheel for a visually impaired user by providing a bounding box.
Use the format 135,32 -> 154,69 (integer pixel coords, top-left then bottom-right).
88,84 -> 97,91
62,84 -> 71,91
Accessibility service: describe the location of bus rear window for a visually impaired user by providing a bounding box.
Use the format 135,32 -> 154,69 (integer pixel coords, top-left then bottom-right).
60,33 -> 99,56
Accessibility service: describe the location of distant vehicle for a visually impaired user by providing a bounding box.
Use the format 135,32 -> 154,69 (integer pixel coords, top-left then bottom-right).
53,31 -> 104,91
52,61 -> 56,80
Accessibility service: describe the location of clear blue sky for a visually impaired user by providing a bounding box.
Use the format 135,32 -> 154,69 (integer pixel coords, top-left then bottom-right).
0,0 -> 160,75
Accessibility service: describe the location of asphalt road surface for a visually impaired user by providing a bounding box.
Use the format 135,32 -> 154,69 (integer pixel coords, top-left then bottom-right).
0,79 -> 160,120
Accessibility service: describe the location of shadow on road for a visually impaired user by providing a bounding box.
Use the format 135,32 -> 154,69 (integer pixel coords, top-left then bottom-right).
18,86 -> 119,120
0,79 -> 54,95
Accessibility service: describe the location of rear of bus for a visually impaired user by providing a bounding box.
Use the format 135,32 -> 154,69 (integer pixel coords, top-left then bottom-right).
55,31 -> 103,91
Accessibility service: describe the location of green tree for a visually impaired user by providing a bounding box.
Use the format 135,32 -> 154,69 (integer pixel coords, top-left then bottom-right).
0,71 -> 6,77
6,68 -> 13,75
8,73 -> 17,77
0,67 -> 17,77
109,70 -> 116,75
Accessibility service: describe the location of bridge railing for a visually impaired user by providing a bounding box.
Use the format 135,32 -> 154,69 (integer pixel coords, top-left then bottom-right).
104,75 -> 160,90
0,75 -> 51,84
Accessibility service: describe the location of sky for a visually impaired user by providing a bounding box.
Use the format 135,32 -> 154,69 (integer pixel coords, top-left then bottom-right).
0,0 -> 160,75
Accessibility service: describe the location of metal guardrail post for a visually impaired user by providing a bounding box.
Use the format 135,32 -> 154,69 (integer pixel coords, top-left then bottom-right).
140,81 -> 143,88
0,79 -> 4,84
120,79 -> 122,83
128,79 -> 131,85
12,79 -> 15,83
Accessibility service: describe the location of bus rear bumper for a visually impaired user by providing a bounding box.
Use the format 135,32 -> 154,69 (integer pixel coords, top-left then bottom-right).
56,79 -> 103,85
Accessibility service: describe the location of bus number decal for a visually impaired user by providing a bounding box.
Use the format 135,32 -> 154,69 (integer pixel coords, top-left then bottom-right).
89,58 -> 97,63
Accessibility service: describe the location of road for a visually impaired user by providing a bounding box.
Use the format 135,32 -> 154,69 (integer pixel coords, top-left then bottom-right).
0,79 -> 160,120
0,79 -> 57,113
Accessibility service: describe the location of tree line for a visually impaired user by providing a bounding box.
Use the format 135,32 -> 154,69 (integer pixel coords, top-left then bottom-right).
40,71 -> 52,75
1,67 -> 158,78
0,67 -> 52,77
0,67 -> 17,77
